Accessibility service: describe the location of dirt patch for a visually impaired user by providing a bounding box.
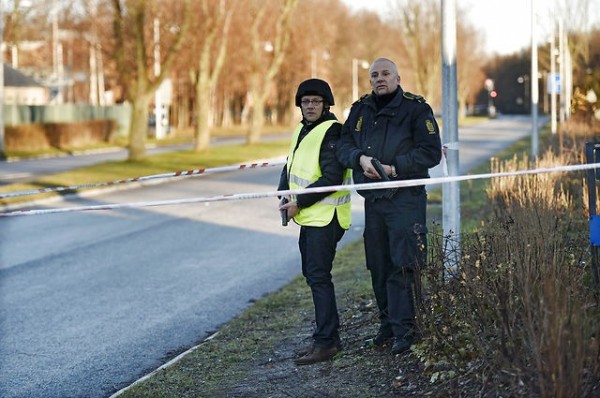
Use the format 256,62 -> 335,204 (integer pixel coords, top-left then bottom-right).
221,303 -> 476,398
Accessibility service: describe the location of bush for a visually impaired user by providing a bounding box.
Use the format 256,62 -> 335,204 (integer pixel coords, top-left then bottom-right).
5,119 -> 116,151
416,133 -> 600,397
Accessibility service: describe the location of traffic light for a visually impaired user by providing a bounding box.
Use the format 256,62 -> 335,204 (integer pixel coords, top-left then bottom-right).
490,90 -> 497,98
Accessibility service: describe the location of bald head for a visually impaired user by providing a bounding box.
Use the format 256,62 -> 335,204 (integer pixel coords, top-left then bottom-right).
369,58 -> 401,96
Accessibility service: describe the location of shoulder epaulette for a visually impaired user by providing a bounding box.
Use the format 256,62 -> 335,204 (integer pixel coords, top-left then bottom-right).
353,93 -> 371,106
403,91 -> 425,103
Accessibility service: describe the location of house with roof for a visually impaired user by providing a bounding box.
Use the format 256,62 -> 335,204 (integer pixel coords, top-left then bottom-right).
3,63 -> 49,105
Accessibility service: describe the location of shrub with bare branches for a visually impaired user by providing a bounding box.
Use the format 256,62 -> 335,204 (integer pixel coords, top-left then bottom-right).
416,134 -> 600,397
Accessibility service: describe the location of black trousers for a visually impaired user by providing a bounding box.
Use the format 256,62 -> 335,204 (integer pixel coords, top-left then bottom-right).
363,187 -> 428,339
298,214 -> 345,348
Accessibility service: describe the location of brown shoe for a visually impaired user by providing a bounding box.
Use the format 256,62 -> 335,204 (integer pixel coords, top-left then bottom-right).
294,345 -> 340,366
295,344 -> 314,358
295,340 -> 342,358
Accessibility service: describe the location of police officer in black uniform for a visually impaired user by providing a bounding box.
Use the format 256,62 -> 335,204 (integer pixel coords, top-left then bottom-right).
336,57 -> 442,355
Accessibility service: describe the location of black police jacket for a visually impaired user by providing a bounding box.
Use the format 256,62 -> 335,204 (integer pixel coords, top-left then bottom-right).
336,87 -> 442,200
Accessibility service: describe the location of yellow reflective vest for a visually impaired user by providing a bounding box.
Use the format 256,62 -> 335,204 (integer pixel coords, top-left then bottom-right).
287,120 -> 352,229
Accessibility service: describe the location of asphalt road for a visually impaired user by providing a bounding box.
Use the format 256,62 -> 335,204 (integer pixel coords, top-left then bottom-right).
0,115 -> 546,397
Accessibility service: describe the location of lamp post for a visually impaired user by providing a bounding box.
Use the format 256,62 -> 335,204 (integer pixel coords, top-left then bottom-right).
0,1 -> 5,158
530,0 -> 539,158
153,18 -> 166,139
352,58 -> 369,102
311,50 -> 330,78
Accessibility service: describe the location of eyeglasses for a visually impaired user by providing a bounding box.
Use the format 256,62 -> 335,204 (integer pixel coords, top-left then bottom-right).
300,99 -> 324,106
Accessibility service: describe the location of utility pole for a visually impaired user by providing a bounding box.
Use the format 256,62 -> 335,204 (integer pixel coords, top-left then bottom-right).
441,0 -> 460,272
0,1 -> 4,158
530,0 -> 539,158
550,20 -> 557,134
352,58 -> 368,102
558,18 -> 566,124
154,18 -> 165,139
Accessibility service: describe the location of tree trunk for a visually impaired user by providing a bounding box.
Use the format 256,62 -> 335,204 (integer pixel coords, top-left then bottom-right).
128,94 -> 152,160
248,95 -> 265,144
245,0 -> 298,144
194,73 -> 212,151
111,0 -> 192,161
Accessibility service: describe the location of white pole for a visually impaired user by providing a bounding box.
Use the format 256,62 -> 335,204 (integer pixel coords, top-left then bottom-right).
89,44 -> 97,105
550,21 -> 557,135
97,43 -> 105,106
154,18 -> 164,139
0,1 -> 4,157
441,0 -> 460,272
565,38 -> 572,118
530,0 -> 539,158
352,58 -> 358,102
558,18 -> 566,124
52,0 -> 58,79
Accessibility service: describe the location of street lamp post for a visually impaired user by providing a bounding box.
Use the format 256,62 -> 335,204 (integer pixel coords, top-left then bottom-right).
311,50 -> 330,78
0,1 -> 4,158
530,0 -> 539,158
153,18 -> 166,139
352,58 -> 369,102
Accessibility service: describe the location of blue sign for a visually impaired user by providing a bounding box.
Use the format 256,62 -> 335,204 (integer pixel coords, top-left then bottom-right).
547,73 -> 561,94
591,215 -> 600,246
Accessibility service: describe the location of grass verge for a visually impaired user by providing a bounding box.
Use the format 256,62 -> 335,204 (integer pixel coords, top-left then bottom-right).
0,139 -> 291,208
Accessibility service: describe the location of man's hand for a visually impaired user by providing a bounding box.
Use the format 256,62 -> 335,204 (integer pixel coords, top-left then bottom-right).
360,155 -> 392,179
279,198 -> 299,219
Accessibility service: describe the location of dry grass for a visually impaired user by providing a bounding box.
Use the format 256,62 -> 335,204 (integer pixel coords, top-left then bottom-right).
417,132 -> 600,397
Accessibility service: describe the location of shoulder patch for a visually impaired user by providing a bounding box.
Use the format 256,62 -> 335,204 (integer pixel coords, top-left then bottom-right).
425,119 -> 436,134
403,91 -> 425,103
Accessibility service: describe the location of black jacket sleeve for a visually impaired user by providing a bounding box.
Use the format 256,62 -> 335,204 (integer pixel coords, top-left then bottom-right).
277,161 -> 289,194
394,103 -> 442,176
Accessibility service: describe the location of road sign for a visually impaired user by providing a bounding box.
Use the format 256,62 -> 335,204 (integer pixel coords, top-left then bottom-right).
547,73 -> 561,94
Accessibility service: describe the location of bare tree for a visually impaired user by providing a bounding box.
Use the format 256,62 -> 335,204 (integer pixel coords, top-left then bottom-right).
111,0 -> 191,160
246,0 -> 298,144
457,20 -> 486,119
191,0 -> 233,152
389,0 -> 442,108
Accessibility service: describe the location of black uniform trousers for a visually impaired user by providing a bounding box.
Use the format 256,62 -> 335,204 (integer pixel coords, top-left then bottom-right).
299,213 -> 345,348
363,186 -> 428,340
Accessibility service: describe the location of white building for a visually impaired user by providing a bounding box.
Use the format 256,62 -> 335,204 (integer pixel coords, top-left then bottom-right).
3,63 -> 49,105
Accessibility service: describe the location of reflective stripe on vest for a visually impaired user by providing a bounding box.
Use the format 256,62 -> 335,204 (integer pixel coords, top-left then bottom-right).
287,120 -> 352,229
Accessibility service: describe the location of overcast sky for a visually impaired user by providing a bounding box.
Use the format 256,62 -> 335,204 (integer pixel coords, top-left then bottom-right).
340,0 -> 599,56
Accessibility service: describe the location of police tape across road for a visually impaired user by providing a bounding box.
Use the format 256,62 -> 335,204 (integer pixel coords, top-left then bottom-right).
1,161 -> 598,217
0,160 -> 287,200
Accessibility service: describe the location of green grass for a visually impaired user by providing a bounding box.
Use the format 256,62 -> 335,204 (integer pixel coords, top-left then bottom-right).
0,139 -> 291,207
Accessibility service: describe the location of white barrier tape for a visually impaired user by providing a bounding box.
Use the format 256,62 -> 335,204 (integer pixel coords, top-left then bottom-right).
1,161 -> 599,217
441,151 -> 449,177
441,143 -> 458,177
443,142 -> 459,150
0,160 -> 286,199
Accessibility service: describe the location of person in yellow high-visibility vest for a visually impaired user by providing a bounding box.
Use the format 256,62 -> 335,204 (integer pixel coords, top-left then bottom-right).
278,78 -> 352,366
